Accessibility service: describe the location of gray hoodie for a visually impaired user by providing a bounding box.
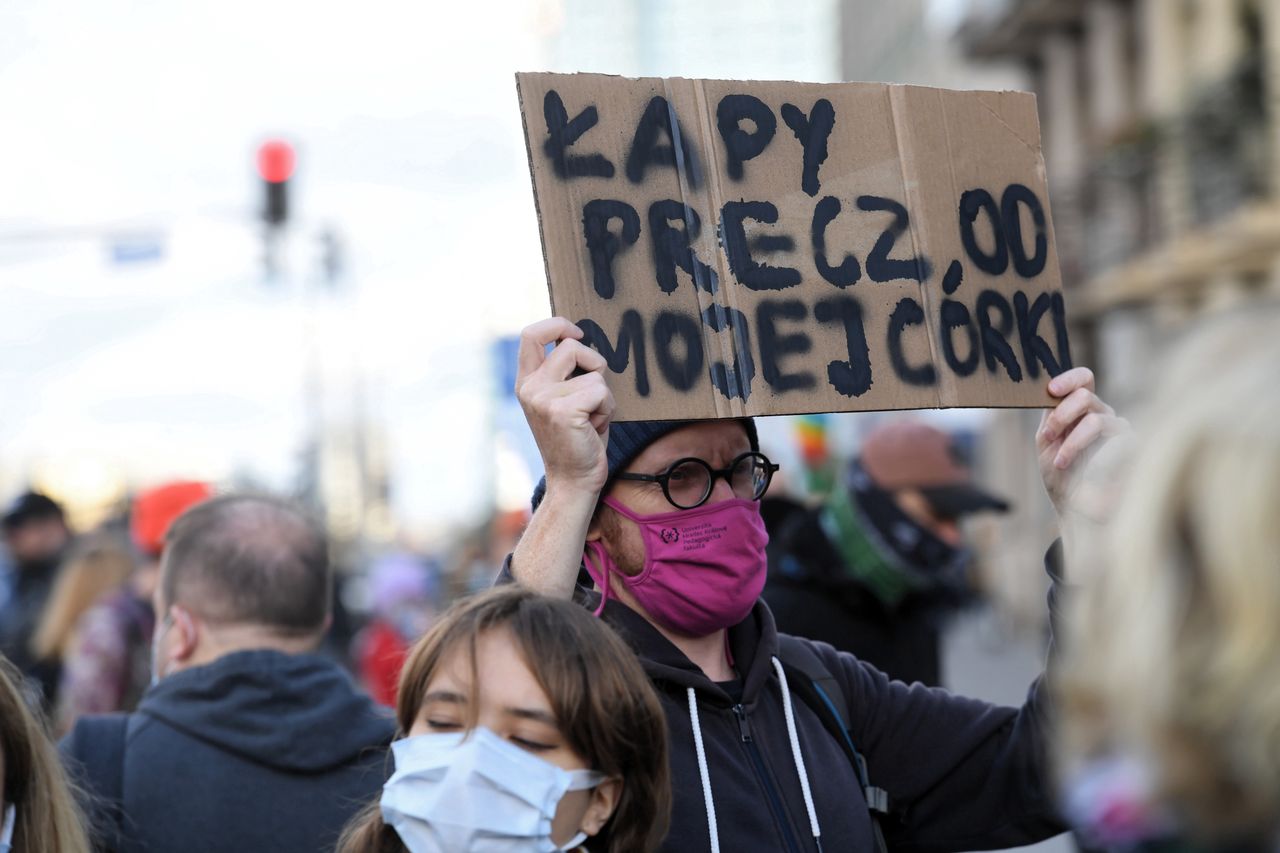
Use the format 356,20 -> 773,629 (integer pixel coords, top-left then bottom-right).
62,648 -> 395,853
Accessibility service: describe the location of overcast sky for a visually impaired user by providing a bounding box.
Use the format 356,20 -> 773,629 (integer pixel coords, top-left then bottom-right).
1,0 -> 563,531
1,0 -> 981,534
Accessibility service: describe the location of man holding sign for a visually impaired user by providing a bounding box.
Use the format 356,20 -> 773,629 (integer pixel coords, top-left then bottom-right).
506,72 -> 1123,852
507,312 -> 1118,853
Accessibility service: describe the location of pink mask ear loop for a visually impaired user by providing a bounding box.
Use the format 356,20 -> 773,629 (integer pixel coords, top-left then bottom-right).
584,541 -> 612,617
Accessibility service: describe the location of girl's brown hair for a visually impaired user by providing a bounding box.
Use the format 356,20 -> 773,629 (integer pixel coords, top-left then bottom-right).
0,656 -> 91,853
338,585 -> 671,853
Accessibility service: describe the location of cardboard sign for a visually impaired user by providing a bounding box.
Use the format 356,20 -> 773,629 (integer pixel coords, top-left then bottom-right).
516,72 -> 1071,421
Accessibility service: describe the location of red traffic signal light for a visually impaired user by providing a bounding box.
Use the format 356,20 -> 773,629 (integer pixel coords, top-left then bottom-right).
257,139 -> 295,184
257,139 -> 295,226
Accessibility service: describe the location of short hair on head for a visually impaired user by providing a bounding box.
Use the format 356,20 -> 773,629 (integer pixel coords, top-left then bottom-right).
159,493 -> 331,634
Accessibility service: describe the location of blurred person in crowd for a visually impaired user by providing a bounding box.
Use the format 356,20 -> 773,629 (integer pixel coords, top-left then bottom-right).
61,494 -> 394,853
55,481 -> 211,732
354,553 -> 438,707
1056,305 -> 1280,853
0,654 -> 91,853
764,420 -> 1010,686
29,536 -> 136,731
0,492 -> 72,704
505,317 -> 1124,853
338,585 -> 670,853
453,509 -> 530,597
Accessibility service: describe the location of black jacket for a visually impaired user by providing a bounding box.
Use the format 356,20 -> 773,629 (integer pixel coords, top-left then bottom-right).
0,555 -> 64,701
764,503 -> 953,686
503,546 -> 1066,853
62,649 -> 395,853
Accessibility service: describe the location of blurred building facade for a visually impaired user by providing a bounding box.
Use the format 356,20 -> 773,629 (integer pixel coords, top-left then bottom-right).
840,0 -> 1026,91
944,0 -> 1280,619
962,0 -> 1280,400
541,0 -> 840,81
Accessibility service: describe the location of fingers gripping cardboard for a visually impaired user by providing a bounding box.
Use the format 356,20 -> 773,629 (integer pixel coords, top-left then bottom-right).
516,72 -> 1071,421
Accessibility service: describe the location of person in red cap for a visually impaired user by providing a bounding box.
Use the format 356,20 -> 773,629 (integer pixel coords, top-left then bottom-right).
55,481 -> 212,730
765,420 -> 1010,687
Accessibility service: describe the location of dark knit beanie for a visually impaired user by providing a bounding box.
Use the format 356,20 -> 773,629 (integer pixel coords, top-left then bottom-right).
530,418 -> 759,511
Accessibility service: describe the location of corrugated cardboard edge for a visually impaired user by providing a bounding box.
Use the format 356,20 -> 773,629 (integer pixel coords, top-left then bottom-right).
514,74 -> 558,316
886,84 -> 947,410
682,76 -> 748,421
1005,88 -> 1065,408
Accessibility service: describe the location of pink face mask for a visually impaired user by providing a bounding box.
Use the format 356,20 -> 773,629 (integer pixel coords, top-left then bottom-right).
585,496 -> 769,637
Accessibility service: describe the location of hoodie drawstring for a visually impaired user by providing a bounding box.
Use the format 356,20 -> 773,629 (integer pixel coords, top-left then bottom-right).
687,687 -> 720,853
772,656 -> 823,850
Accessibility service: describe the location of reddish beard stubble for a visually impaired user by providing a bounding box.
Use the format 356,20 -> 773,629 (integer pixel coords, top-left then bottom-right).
595,504 -> 646,579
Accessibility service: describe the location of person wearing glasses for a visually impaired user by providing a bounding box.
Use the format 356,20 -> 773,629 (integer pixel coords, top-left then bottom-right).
504,317 -> 1125,853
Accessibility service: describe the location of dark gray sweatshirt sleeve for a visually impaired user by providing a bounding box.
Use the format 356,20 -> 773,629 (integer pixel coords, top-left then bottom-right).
819,542 -> 1068,853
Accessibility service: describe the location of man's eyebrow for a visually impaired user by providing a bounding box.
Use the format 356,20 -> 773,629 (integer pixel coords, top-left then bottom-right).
504,706 -> 558,726
422,690 -> 467,705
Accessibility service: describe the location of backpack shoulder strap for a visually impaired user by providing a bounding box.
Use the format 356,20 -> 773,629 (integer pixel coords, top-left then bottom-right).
65,713 -> 132,851
776,635 -> 893,853
776,635 -> 851,727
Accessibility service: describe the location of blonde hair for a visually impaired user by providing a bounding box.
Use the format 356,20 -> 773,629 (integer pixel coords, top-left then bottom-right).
31,535 -> 136,662
1057,302 -> 1280,843
0,656 -> 91,853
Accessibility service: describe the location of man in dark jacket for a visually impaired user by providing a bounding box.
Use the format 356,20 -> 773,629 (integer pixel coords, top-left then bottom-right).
764,420 -> 1011,686
61,494 -> 394,853
505,317 -> 1123,853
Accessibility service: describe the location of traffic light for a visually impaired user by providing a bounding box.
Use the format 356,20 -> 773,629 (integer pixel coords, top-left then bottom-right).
257,139 -> 295,227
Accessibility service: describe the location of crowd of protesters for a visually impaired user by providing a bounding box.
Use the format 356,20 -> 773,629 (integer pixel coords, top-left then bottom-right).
0,303 -> 1277,852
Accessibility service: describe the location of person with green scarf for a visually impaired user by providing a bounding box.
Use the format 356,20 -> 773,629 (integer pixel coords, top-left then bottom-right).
764,420 -> 1010,686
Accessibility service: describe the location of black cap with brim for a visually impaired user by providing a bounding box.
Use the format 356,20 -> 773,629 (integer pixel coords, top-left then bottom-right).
919,484 -> 1011,517
2,492 -> 64,530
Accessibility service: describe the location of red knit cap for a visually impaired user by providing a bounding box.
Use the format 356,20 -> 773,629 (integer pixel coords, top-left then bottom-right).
131,481 -> 214,558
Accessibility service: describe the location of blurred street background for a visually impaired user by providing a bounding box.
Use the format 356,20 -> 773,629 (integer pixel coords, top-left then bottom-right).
3,6 -> 1278,833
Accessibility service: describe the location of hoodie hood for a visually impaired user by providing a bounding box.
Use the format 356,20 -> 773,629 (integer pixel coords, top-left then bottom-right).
601,597 -> 780,708
139,648 -> 394,773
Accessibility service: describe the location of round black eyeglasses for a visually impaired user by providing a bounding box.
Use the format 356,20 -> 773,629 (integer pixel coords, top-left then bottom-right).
614,451 -> 780,510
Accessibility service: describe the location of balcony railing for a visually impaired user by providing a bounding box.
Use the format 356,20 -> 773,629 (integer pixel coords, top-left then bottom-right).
1080,126 -> 1162,278
1184,56 -> 1269,228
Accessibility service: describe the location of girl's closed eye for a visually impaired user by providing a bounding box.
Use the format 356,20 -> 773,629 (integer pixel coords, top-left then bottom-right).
509,734 -> 556,752
425,718 -> 463,731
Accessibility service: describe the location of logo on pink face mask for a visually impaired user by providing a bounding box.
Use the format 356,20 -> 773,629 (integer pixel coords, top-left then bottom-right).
585,497 -> 769,637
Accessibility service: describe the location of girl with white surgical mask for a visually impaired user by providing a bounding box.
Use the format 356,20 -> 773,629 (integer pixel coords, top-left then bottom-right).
338,586 -> 671,852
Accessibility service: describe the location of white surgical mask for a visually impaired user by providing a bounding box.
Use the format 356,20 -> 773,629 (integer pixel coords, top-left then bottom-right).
1,802 -> 15,853
380,727 -> 604,852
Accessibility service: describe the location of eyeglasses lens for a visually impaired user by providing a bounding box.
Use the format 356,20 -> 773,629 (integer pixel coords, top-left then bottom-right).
667,459 -> 712,508
731,454 -> 770,500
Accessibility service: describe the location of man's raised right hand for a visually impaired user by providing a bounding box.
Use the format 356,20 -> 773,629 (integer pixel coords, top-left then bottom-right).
515,317 -> 615,504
